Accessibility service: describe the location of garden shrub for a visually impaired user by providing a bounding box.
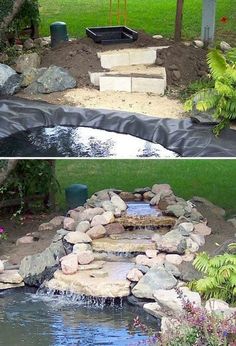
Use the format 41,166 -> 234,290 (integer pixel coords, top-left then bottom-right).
190,251 -> 236,304
185,48 -> 236,135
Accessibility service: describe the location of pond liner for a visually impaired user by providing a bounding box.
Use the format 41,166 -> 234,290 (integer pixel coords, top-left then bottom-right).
0,96 -> 236,157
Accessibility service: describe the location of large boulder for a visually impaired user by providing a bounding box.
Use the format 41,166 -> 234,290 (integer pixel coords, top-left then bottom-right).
60,253 -> 78,275
131,265 -> 177,299
153,287 -> 201,315
19,238 -> 66,286
0,64 -> 21,95
25,65 -> 77,94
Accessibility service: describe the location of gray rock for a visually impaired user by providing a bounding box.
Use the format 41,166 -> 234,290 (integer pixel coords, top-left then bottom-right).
193,40 -> 204,48
220,41 -> 231,52
23,38 -> 35,50
76,220 -> 90,233
21,67 -> 47,87
154,229 -> 187,254
133,187 -> 151,194
132,265 -> 177,299
178,222 -> 194,236
25,65 -> 77,94
164,262 -> 181,278
134,265 -> 150,274
15,53 -> 41,73
0,64 -> 22,95
19,239 -> 66,286
166,203 -> 186,217
57,229 -> 70,237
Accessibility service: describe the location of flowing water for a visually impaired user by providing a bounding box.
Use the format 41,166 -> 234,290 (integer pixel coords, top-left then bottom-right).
0,288 -> 158,346
0,126 -> 178,158
126,202 -> 162,217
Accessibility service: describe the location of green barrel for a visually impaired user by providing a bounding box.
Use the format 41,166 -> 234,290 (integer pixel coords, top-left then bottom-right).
65,184 -> 88,209
50,21 -> 69,48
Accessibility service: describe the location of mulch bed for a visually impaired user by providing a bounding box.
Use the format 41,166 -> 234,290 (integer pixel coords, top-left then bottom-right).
41,31 -> 208,89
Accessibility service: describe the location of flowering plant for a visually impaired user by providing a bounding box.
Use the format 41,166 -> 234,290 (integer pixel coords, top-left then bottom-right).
0,227 -> 7,240
133,289 -> 236,346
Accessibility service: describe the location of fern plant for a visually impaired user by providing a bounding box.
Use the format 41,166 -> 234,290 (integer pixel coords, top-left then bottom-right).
190,251 -> 236,304
185,48 -> 236,135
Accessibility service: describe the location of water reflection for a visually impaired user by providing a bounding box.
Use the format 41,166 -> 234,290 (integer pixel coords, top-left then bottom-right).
0,126 -> 178,158
0,290 -> 157,346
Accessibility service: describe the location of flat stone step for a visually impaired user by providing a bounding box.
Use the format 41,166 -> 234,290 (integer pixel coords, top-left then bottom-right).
90,65 -> 167,94
46,261 -> 134,298
116,215 -> 176,229
92,237 -> 156,253
98,47 -> 169,69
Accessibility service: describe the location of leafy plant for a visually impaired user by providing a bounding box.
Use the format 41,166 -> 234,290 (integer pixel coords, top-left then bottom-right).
190,251 -> 236,304
180,78 -> 214,102
0,227 -> 7,241
185,48 -> 236,135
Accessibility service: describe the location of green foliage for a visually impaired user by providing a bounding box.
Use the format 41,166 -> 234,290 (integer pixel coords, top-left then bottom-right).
184,48 -> 236,135
190,251 -> 236,304
0,0 -> 39,45
180,78 -> 214,102
0,160 -> 59,216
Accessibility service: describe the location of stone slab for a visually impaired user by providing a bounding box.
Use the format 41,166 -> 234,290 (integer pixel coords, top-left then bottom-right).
99,76 -> 131,92
92,237 -> 156,253
46,261 -> 134,297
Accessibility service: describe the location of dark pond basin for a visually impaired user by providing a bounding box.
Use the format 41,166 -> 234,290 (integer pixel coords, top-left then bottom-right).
0,288 -> 158,346
0,126 -> 178,158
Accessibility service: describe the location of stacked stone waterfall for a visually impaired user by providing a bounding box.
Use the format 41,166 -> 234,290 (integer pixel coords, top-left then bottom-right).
18,184 -> 211,301
3,183 -> 224,323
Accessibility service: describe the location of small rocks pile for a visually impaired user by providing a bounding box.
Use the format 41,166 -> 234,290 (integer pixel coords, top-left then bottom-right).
0,51 -> 77,96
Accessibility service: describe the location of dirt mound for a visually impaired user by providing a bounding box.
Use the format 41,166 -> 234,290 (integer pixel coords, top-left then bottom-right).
156,43 -> 208,88
40,31 -> 207,89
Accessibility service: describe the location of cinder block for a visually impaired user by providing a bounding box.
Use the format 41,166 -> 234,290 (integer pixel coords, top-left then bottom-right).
129,49 -> 157,65
100,76 -> 132,92
131,77 -> 166,95
100,53 -> 130,69
89,72 -> 106,86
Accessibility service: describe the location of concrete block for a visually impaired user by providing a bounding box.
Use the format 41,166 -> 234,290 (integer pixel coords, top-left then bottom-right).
100,53 -> 130,69
89,72 -> 106,86
132,77 -> 166,95
129,49 -> 157,65
100,76 -> 132,92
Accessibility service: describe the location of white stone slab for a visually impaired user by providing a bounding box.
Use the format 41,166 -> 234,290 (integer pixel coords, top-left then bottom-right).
89,71 -> 106,86
132,77 -> 166,94
99,76 -> 131,92
100,52 -> 130,69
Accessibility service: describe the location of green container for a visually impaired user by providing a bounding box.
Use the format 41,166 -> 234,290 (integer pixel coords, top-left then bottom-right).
65,184 -> 88,209
50,21 -> 69,48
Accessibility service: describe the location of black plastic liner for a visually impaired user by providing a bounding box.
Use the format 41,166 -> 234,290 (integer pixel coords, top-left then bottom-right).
0,96 -> 236,157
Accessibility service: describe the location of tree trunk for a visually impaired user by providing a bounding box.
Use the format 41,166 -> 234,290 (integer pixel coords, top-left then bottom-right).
174,0 -> 184,42
0,160 -> 18,185
0,0 -> 26,41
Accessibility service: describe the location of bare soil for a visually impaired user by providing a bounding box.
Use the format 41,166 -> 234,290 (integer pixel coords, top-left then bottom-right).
18,31 -> 209,118
40,31 -> 208,89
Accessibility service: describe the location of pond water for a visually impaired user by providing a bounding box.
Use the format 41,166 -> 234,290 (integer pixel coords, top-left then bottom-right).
0,126 -> 178,158
0,289 -> 158,346
126,202 -> 162,217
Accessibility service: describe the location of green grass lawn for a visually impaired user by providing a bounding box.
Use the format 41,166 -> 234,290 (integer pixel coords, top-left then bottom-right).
38,0 -> 236,43
56,159 -> 236,216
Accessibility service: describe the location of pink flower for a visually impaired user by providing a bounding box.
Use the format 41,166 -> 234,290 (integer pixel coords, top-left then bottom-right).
0,227 -> 4,234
